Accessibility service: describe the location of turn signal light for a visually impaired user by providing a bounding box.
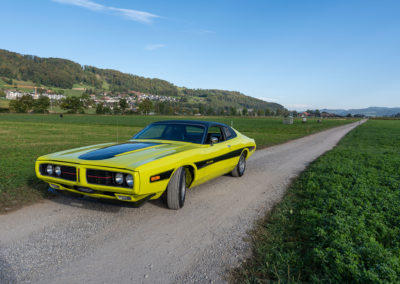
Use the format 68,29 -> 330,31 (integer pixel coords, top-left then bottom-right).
150,175 -> 161,182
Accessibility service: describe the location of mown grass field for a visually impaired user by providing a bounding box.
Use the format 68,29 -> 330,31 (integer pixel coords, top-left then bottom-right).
0,114 -> 355,212
234,120 -> 400,283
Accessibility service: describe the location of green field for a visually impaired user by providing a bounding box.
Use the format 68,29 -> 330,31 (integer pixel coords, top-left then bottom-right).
234,120 -> 400,283
0,114 -> 355,212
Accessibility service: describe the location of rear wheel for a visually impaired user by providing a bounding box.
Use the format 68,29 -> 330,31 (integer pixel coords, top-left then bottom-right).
231,152 -> 246,177
166,167 -> 186,209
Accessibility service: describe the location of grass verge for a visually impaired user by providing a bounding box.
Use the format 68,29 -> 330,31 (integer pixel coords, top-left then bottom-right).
0,114 -> 355,213
233,120 -> 400,283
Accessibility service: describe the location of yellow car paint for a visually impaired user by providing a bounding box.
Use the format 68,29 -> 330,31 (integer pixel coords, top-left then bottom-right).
35,121 -> 256,203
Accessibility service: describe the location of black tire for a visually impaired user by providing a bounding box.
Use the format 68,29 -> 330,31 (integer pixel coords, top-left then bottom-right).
166,167 -> 186,209
231,152 -> 246,177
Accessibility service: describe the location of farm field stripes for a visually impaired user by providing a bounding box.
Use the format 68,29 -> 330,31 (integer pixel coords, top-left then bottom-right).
234,120 -> 400,283
0,114 -> 355,212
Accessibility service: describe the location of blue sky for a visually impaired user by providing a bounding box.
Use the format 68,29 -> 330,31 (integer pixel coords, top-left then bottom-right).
1,0 -> 399,110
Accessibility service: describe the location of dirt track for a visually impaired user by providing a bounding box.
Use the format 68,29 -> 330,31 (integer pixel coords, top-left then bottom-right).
0,120 -> 365,283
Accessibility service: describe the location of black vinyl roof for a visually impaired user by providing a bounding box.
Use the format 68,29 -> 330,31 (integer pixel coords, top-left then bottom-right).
152,120 -> 230,128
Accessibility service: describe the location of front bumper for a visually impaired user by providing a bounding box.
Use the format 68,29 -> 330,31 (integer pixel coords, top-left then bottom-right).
36,160 -> 159,202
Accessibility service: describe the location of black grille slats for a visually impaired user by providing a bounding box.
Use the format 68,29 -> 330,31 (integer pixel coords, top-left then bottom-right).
86,169 -> 114,186
40,164 -> 77,181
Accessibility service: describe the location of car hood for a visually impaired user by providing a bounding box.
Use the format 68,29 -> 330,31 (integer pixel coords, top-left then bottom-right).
38,140 -> 196,170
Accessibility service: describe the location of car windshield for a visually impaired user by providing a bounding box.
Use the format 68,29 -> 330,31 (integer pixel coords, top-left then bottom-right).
133,123 -> 206,144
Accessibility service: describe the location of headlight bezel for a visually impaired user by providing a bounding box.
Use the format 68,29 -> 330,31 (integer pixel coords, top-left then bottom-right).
125,174 -> 134,188
54,165 -> 62,176
46,164 -> 54,175
114,172 -> 124,185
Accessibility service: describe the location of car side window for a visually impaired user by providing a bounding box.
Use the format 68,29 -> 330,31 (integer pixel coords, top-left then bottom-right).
206,126 -> 225,144
222,127 -> 233,140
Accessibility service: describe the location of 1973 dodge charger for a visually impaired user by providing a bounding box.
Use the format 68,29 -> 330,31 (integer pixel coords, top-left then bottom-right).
35,120 -> 256,209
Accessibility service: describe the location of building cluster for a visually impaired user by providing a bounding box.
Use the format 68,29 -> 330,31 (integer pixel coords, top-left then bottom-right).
5,90 -> 66,100
90,91 -> 177,109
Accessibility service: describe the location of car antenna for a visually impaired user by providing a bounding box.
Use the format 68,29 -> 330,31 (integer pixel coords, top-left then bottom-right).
116,115 -> 119,143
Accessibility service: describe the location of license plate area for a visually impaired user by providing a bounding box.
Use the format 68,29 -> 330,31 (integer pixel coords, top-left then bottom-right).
76,187 -> 95,193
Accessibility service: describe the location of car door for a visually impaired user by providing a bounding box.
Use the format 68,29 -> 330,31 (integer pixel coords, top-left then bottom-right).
194,125 -> 232,183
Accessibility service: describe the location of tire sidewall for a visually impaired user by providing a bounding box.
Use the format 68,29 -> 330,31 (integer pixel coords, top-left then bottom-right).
238,153 -> 246,176
179,168 -> 186,208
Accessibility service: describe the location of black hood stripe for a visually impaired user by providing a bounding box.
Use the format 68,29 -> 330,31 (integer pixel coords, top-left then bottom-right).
78,142 -> 160,160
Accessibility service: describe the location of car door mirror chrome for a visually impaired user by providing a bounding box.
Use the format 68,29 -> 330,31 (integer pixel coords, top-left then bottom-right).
210,137 -> 218,146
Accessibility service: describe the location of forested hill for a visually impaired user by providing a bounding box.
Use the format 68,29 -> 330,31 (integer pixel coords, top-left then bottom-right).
0,49 -> 283,111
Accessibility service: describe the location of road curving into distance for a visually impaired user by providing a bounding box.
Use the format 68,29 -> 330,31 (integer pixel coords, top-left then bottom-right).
0,119 -> 366,284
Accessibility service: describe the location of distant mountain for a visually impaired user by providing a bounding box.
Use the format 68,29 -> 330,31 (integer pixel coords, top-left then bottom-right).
0,49 -> 283,111
321,107 -> 400,117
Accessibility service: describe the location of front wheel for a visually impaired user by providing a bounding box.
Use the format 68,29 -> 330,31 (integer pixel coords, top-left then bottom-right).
166,167 -> 186,209
231,152 -> 246,177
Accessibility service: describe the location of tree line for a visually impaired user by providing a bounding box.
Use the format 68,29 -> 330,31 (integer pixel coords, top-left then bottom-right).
0,49 -> 285,112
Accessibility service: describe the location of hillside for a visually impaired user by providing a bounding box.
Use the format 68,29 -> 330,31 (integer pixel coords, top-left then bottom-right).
321,107 -> 400,117
0,49 -> 283,111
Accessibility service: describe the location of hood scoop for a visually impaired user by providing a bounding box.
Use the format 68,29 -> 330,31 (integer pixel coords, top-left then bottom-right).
78,142 -> 160,160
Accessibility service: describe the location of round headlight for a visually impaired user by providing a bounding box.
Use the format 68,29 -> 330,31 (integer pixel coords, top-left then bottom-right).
125,174 -> 133,187
55,166 -> 62,176
115,173 -> 124,185
46,164 -> 54,175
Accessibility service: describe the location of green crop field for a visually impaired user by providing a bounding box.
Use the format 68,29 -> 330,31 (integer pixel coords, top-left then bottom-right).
234,120 -> 400,283
0,114 -> 355,212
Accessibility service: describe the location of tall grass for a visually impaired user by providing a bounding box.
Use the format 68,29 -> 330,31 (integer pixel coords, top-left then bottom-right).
234,120 -> 400,283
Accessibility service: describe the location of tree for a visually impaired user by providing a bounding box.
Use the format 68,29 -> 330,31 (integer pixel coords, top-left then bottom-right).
257,109 -> 264,116
138,99 -> 153,114
112,102 -> 121,114
9,95 -> 34,113
265,108 -> 271,116
230,107 -> 237,116
96,103 -> 105,114
276,108 -> 284,116
207,107 -> 215,116
346,113 -> 352,118
119,98 -> 129,114
33,96 -> 50,113
60,96 -> 84,113
315,109 -> 321,117
0,90 -> 5,98
242,108 -> 248,116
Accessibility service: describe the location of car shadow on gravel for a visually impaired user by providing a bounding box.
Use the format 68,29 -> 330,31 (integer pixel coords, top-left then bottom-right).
48,191 -> 151,213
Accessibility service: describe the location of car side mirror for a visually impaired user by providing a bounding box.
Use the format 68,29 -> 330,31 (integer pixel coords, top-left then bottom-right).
210,137 -> 218,146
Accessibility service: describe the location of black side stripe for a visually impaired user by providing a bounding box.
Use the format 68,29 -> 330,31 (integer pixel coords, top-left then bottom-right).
195,148 -> 245,170
150,170 -> 174,183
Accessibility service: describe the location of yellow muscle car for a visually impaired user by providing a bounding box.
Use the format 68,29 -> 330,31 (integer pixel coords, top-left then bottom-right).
35,120 -> 256,209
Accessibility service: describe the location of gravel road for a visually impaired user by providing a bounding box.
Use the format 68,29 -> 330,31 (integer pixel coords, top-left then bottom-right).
0,120 -> 365,284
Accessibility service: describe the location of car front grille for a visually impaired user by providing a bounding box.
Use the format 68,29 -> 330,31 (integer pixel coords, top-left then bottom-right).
86,169 -> 132,188
86,169 -> 114,186
40,164 -> 77,181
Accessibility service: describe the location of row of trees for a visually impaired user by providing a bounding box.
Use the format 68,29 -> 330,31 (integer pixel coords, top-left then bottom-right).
9,95 -> 50,113
6,95 -> 288,116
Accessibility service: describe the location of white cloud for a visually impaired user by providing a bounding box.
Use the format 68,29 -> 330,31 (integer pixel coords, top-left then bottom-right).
256,97 -> 279,102
286,104 -> 312,111
145,44 -> 166,51
52,0 -> 159,24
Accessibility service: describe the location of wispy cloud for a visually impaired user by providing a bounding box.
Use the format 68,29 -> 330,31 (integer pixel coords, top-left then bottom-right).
257,97 -> 279,102
52,0 -> 159,24
197,29 -> 216,34
145,44 -> 166,51
287,104 -> 311,110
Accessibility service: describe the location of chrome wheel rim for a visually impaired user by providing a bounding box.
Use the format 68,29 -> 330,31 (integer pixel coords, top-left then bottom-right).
180,171 -> 186,204
239,155 -> 245,174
